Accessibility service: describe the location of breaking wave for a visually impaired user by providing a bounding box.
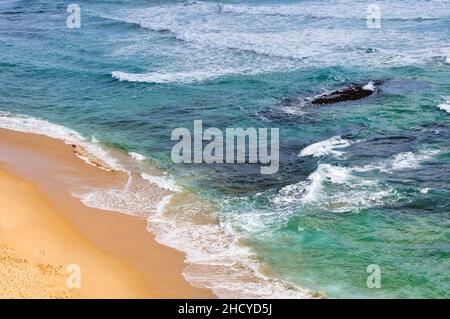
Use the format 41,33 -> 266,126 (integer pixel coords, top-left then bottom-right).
438,99 -> 450,114
0,112 -> 123,171
272,164 -> 397,213
112,68 -> 253,84
299,136 -> 351,158
102,0 -> 450,77
274,147 -> 441,213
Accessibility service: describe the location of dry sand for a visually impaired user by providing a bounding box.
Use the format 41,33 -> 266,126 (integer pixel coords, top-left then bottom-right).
0,128 -> 213,299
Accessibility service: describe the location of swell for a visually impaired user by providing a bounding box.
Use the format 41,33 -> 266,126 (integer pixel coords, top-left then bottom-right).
274,146 -> 442,213
99,13 -> 309,61
98,2 -> 450,23
103,16 -> 449,85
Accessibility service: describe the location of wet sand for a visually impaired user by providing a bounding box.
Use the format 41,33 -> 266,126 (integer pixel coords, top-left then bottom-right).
0,128 -> 213,298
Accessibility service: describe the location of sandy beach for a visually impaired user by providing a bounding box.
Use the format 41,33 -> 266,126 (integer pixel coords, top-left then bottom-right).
0,128 -> 213,299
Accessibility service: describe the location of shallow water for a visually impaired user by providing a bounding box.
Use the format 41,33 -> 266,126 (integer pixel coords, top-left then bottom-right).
0,0 -> 449,298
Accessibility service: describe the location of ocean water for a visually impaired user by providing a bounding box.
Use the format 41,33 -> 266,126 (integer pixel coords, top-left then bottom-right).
0,0 -> 449,298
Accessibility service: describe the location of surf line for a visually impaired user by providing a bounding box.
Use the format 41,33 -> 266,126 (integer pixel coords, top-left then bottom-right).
171,120 -> 279,174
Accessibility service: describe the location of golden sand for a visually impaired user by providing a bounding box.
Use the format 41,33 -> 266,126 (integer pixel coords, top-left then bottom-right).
0,128 -> 213,298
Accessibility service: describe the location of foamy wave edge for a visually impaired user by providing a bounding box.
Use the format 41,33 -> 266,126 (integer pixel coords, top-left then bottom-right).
299,136 -> 351,158
112,70 -> 223,84
0,112 -> 124,172
0,112 -> 313,299
111,67 -> 257,84
438,98 -> 450,114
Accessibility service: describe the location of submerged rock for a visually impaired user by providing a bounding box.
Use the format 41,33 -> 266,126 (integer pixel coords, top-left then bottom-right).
71,144 -> 115,172
311,81 -> 381,105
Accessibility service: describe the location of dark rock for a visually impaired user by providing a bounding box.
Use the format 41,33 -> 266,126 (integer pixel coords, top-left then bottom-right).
311,81 -> 381,105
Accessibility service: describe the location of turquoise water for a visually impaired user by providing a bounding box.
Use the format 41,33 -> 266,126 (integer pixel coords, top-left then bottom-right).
0,0 -> 449,298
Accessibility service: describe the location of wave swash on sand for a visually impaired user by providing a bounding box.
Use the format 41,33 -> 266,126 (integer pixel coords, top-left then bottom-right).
0,112 -> 312,299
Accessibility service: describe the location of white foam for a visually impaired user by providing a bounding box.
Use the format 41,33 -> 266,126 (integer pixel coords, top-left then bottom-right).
77,174 -> 311,298
155,194 -> 174,215
273,163 -> 398,213
353,162 -> 390,173
76,188 -> 141,217
128,151 -> 147,161
112,70 -> 234,84
272,181 -> 309,206
0,113 -> 84,142
354,149 -> 441,173
274,164 -> 352,206
103,0 -> 450,80
147,212 -> 311,298
74,172 -> 170,218
112,63 -> 266,84
0,113 -> 123,171
391,149 -> 439,170
304,164 -> 352,203
442,48 -> 450,64
299,136 -> 351,158
141,173 -> 181,192
363,81 -> 375,92
311,148 -> 443,210
217,1 -> 450,20
279,104 -> 307,116
438,102 -> 450,114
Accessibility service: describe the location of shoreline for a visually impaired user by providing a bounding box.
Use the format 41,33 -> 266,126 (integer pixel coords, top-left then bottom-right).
0,128 -> 213,298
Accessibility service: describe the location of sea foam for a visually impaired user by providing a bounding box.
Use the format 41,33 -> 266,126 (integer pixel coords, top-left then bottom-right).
363,81 -> 376,92
299,136 -> 351,158
128,151 -> 147,161
103,0 -> 450,80
141,173 -> 181,192
438,101 -> 450,114
273,162 -> 399,213
0,113 -> 123,171
112,68 -> 246,84
391,149 -> 440,170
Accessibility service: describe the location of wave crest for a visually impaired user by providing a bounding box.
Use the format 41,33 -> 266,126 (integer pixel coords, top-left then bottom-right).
0,113 -> 123,172
299,136 -> 351,158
